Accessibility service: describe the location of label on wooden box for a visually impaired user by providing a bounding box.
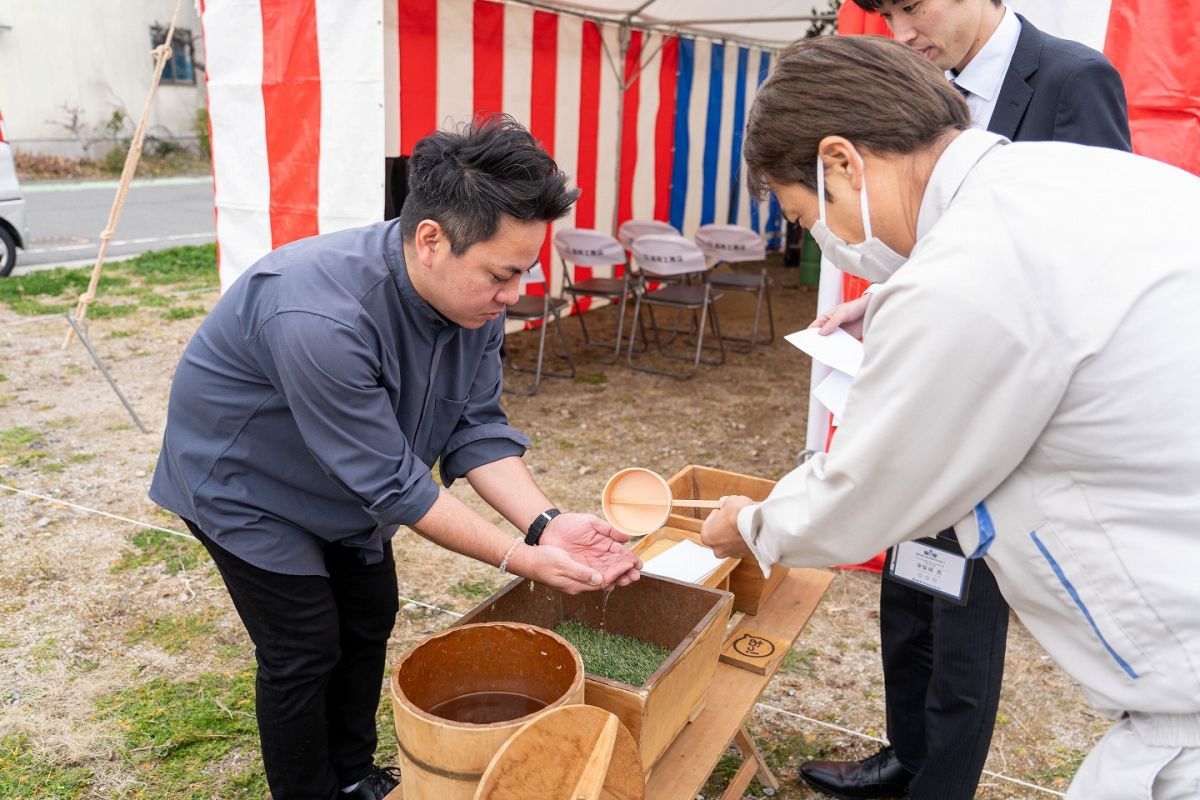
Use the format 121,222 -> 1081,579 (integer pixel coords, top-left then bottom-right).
719,631 -> 790,675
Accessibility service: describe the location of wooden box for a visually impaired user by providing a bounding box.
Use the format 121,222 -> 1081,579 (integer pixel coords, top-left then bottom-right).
455,573 -> 733,769
665,464 -> 789,615
630,526 -> 739,592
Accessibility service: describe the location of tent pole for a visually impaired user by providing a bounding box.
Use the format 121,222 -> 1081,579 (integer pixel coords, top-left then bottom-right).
609,20 -> 631,236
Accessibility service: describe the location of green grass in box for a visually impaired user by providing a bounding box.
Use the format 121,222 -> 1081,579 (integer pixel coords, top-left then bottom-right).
553,620 -> 670,686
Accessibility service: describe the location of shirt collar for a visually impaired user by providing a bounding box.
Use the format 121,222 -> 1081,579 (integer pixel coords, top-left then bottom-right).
385,220 -> 453,329
946,5 -> 1021,102
916,129 -> 1008,240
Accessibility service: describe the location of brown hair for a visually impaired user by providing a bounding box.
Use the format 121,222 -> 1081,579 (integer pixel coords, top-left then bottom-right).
743,35 -> 969,198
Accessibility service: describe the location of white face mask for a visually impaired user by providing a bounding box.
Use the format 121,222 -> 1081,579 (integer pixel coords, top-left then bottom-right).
809,152 -> 907,283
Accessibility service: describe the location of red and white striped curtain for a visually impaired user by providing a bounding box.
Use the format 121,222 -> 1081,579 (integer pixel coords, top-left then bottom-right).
199,0 -> 783,291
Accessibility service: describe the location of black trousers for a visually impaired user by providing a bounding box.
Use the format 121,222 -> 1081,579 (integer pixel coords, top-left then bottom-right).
184,520 -> 399,800
880,540 -> 1008,800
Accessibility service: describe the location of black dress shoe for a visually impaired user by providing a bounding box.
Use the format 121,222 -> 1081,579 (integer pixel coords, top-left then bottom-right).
342,765 -> 402,800
799,746 -> 914,799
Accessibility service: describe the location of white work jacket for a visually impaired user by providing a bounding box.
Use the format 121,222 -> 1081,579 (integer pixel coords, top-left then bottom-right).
740,130 -> 1200,738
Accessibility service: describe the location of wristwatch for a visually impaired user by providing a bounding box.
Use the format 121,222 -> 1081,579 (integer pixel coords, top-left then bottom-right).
524,508 -> 561,546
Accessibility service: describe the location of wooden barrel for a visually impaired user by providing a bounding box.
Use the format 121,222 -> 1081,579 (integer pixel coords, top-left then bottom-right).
391,622 -> 585,800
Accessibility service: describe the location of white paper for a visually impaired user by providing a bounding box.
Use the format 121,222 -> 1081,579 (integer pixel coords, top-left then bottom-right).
641,540 -> 724,584
785,327 -> 864,376
813,370 -> 853,421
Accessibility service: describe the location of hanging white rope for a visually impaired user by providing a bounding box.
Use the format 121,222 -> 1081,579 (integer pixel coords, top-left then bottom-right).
62,0 -> 186,349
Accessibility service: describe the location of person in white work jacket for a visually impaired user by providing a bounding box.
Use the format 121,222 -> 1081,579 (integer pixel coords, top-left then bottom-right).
701,35 -> 1200,799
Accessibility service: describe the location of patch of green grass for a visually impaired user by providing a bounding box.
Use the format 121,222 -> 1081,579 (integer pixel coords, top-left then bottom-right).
68,453 -> 95,463
126,244 -> 217,285
126,610 -> 218,654
0,426 -> 39,455
137,291 -> 173,307
0,246 -> 217,317
112,529 -> 203,576
574,372 -> 608,385
95,669 -> 267,799
0,374 -> 6,382
449,579 -> 498,602
86,302 -> 140,319
553,620 -> 670,686
780,646 -> 820,679
40,462 -> 65,474
162,306 -> 207,321
1028,748 -> 1088,788
0,734 -> 93,799
107,329 -> 135,339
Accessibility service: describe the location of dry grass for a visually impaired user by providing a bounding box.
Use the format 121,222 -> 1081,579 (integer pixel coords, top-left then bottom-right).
0,252 -> 1106,798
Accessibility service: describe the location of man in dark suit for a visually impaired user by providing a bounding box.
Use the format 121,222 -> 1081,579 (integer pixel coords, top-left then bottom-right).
797,2 -> 1131,798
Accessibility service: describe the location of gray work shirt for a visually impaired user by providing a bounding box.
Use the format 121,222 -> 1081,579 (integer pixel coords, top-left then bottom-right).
149,219 -> 529,576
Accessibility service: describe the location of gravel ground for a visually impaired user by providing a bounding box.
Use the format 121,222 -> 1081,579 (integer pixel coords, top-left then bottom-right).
0,258 -> 1106,798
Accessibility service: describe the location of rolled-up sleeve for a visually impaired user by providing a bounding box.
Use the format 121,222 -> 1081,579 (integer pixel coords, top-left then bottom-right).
257,311 -> 441,528
439,323 -> 531,484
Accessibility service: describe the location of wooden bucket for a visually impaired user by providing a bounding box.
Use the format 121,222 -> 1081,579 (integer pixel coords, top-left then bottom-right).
391,622 -> 586,800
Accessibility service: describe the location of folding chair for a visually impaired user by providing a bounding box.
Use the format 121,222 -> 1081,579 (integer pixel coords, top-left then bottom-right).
554,228 -> 634,364
695,224 -> 774,351
618,220 -> 691,341
501,262 -> 575,396
627,234 -> 725,380
617,219 -> 680,249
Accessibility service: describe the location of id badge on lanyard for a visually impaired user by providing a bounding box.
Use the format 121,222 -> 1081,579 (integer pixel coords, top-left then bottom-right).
884,536 -> 973,605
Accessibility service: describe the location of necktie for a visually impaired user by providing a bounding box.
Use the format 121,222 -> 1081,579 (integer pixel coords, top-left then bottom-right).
951,79 -> 970,100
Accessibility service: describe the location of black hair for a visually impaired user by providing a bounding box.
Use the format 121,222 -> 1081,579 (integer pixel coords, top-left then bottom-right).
852,0 -> 1002,12
400,114 -> 579,255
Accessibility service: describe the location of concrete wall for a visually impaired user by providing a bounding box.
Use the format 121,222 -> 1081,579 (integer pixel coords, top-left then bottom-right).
0,0 -> 206,157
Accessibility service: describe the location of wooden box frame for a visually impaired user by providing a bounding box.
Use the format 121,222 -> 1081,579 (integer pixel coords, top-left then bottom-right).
665,464 -> 789,615
455,573 -> 733,769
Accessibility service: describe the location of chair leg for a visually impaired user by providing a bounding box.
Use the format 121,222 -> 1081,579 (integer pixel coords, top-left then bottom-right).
569,293 -> 632,365
504,314 -> 575,395
628,301 -> 722,380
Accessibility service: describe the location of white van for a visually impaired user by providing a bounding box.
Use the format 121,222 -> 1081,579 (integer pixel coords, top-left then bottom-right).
0,110 -> 28,277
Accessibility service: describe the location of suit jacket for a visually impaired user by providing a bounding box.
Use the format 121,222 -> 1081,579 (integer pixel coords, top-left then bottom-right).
990,15 -> 1132,151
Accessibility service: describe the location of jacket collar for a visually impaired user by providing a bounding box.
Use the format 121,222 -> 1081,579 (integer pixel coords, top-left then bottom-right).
988,14 -> 1045,138
384,221 -> 453,330
916,129 -> 1009,240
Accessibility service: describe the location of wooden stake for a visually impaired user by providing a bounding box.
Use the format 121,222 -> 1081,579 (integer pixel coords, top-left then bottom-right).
63,0 -> 185,349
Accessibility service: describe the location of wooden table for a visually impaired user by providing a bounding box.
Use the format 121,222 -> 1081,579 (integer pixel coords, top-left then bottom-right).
391,567 -> 833,800
644,567 -> 834,799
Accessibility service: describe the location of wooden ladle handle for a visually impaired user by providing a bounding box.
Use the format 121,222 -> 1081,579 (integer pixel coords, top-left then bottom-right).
609,498 -> 723,509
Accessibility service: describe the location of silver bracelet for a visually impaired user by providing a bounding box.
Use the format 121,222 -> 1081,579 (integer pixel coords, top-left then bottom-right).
498,538 -> 522,575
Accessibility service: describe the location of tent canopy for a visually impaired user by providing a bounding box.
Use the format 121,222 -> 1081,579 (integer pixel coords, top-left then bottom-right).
508,0 -> 836,47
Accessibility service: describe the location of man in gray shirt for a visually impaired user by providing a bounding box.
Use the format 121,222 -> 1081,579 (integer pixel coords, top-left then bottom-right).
150,116 -> 640,800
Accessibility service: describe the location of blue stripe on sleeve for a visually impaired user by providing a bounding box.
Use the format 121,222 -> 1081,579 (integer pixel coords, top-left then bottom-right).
1030,531 -> 1139,680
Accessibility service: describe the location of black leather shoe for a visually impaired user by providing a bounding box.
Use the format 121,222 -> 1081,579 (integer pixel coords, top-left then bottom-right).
342,765 -> 402,800
799,746 -> 914,799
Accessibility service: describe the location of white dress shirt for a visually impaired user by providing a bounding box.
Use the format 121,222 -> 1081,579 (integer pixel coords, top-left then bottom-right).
948,5 -> 1022,130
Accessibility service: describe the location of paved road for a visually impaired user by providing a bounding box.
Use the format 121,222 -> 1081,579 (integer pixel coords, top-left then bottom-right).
11,176 -> 215,275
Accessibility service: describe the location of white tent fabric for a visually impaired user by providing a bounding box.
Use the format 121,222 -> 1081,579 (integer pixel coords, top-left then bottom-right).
511,1 -> 836,47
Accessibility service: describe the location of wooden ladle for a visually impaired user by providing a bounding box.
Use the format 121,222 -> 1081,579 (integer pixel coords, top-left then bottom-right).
601,467 -> 722,537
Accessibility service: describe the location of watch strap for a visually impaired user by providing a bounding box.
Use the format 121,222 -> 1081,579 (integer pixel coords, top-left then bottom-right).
525,508 -> 561,546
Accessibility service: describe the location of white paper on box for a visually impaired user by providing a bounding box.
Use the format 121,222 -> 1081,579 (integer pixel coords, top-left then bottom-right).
784,327 -> 864,376
641,540 -> 724,584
